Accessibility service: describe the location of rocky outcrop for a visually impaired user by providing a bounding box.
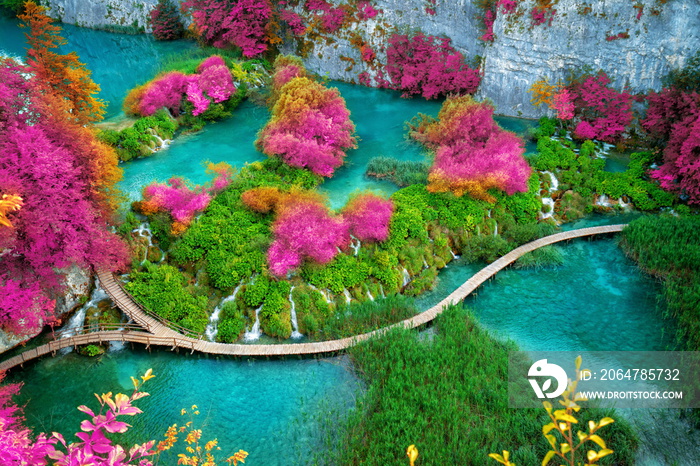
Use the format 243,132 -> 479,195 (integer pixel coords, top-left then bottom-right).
0,266 -> 92,354
481,0 -> 700,117
43,0 -> 186,33
40,0 -> 700,118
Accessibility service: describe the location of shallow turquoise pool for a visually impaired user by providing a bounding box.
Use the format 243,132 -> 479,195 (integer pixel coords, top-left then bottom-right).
0,17 -> 195,118
7,349 -> 360,466
3,18 -> 695,464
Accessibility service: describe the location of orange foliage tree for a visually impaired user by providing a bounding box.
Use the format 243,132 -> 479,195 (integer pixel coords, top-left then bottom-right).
19,1 -> 105,125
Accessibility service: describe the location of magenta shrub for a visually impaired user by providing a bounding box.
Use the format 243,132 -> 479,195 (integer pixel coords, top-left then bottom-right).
341,193 -> 394,242
357,1 -> 379,19
268,199 -> 349,276
280,9 -> 306,35
186,80 -> 210,116
569,72 -> 633,142
386,33 -> 481,99
551,87 -> 574,120
142,177 -> 212,224
139,71 -> 189,116
196,55 -> 227,72
198,63 -> 236,103
643,88 -> 700,203
480,9 -> 495,42
305,0 -> 346,32
182,0 -> 272,57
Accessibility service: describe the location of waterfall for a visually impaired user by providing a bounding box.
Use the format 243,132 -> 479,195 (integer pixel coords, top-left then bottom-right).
379,284 -> 386,298
493,222 -> 498,236
206,283 -> 242,342
540,197 -> 556,220
147,128 -> 171,152
132,223 -> 164,263
450,250 -> 459,260
543,170 -> 559,192
343,288 -> 352,304
618,197 -> 632,212
58,279 -> 110,353
350,236 -> 361,256
401,268 -> 411,287
309,284 -> 332,304
596,194 -> 612,207
366,290 -> 375,301
288,287 -> 303,339
243,306 -> 263,341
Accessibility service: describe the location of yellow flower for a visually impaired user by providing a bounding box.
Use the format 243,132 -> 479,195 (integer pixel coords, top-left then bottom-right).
141,368 -> 155,383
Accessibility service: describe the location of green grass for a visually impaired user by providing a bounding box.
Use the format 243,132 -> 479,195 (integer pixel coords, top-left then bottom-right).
326,305 -> 638,465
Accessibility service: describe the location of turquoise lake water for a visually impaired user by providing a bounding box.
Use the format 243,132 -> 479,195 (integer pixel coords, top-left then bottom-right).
2,16 -> 697,464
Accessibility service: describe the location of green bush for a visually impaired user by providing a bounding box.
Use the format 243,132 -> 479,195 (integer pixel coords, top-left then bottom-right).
320,295 -> 417,340
366,156 -> 430,187
216,301 -> 246,343
621,215 -> 700,356
98,110 -> 178,162
124,262 -> 209,334
514,245 -> 564,269
461,234 -> 511,263
334,305 -> 638,465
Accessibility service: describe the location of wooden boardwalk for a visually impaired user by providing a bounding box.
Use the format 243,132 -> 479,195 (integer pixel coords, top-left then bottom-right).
0,224 -> 624,371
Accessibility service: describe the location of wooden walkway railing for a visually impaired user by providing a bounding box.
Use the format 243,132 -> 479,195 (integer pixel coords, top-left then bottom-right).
0,224 -> 625,371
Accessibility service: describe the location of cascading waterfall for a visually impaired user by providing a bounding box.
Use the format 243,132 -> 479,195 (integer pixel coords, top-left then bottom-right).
147,128 -> 171,152
243,306 -> 263,341
379,284 -> 386,298
350,236 -> 361,256
309,284 -> 332,304
401,267 -> 411,287
343,289 -> 352,304
288,287 -> 303,339
58,278 -> 110,353
206,283 -> 242,342
423,257 -> 429,269
132,223 -> 164,263
540,171 -> 560,222
366,290 -> 375,301
450,250 -> 459,260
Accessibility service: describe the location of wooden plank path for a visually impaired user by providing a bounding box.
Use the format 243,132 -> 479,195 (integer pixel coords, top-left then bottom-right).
0,224 -> 625,372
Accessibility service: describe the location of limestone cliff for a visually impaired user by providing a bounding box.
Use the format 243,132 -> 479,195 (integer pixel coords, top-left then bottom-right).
39,0 -> 700,117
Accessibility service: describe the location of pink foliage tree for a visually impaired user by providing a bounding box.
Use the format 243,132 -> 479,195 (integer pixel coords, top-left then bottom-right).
0,60 -> 128,334
267,199 -> 349,276
197,63 -> 236,103
386,33 -> 481,99
182,0 -> 272,57
142,177 -> 212,225
551,87 -> 574,120
280,9 -> 306,35
139,71 -> 189,116
305,0 -> 346,32
411,96 -> 531,201
186,80 -> 210,116
568,72 -> 633,142
643,88 -> 700,203
341,193 -> 394,242
257,65 -> 357,177
196,55 -> 226,72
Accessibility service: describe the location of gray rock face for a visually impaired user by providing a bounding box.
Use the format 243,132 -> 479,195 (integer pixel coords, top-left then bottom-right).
40,0 -> 700,118
480,0 -> 700,117
54,264 -> 92,316
44,0 -> 161,32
